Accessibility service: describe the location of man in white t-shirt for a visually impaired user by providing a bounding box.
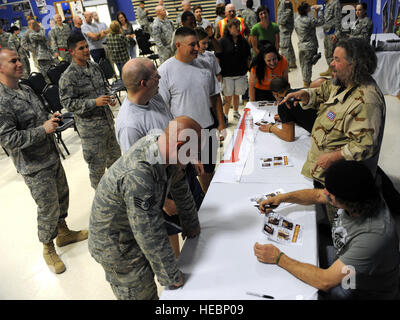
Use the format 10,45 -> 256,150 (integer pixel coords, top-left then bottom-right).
158,27 -> 225,193
116,57 -> 205,257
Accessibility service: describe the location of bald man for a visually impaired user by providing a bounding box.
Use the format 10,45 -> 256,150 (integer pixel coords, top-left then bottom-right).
152,6 -> 175,64
71,15 -> 83,37
89,116 -> 202,300
215,3 -> 247,39
176,0 -> 192,28
116,58 -> 170,152
81,11 -> 107,63
50,14 -> 72,63
115,57 -> 204,257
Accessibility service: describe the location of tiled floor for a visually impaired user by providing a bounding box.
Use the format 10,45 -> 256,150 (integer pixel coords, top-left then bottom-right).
1,28 -> 399,299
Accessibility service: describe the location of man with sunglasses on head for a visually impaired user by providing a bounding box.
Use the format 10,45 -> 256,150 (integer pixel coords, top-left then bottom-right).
59,34 -> 121,190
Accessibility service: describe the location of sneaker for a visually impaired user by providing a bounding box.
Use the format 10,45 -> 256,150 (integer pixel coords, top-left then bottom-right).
311,52 -> 322,65
233,111 -> 241,120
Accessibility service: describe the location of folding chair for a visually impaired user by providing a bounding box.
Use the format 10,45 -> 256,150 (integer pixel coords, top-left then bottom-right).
42,84 -> 77,159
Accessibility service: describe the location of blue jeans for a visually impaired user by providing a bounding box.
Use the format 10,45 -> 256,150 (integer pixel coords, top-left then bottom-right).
90,48 -> 106,63
128,45 -> 137,59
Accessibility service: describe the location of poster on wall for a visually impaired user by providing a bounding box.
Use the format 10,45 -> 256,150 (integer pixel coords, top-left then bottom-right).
35,0 -> 46,7
12,3 -> 24,12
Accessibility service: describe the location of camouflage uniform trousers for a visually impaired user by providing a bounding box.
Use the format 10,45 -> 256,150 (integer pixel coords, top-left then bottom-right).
22,159 -> 69,243
21,54 -> 31,79
38,59 -> 56,83
323,35 -> 336,66
77,119 -> 121,189
104,266 -> 158,300
32,53 -> 39,70
299,49 -> 316,84
158,46 -> 173,65
280,35 -> 296,66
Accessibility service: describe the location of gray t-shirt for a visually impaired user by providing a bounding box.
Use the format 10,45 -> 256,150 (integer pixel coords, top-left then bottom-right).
196,51 -> 222,93
81,22 -> 104,50
196,18 -> 211,30
115,93 -> 173,153
332,203 -> 400,299
158,57 -> 220,128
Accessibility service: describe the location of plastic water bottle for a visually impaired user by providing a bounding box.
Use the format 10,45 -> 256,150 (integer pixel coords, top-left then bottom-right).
245,110 -> 254,141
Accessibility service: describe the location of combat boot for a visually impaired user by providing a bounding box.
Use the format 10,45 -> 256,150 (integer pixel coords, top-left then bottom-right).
319,67 -> 332,77
43,241 -> 66,274
56,220 -> 88,247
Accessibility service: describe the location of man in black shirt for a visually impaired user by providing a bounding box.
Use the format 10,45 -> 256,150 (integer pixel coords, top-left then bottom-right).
259,77 -> 317,141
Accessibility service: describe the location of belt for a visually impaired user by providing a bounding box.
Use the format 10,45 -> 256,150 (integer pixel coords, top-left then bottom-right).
57,48 -> 68,52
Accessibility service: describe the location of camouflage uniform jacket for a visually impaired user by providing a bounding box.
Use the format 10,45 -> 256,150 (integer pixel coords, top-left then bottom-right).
0,83 -> 59,175
350,16 -> 373,42
323,0 -> 342,37
152,17 -> 174,48
277,0 -> 294,32
7,34 -> 30,58
295,14 -> 325,51
89,133 -> 199,286
0,32 -> 10,49
21,29 -> 34,53
301,79 -> 386,183
29,29 -> 53,60
241,8 -> 257,31
136,6 -> 150,28
59,60 -> 114,126
49,23 -> 71,52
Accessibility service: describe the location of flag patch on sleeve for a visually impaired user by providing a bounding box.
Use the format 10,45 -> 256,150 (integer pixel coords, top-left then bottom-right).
327,110 -> 336,121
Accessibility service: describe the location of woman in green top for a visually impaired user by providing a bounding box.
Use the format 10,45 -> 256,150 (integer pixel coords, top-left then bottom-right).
249,6 -> 280,56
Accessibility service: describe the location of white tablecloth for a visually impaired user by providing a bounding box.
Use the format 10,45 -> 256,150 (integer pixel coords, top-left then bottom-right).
160,102 -> 318,300
371,33 -> 400,96
160,183 -> 318,300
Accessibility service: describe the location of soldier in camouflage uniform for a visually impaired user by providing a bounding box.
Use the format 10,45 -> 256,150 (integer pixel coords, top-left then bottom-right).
350,3 -> 373,43
29,21 -> 57,82
282,38 -> 385,224
50,14 -> 72,63
320,0 -> 342,77
277,0 -> 296,68
0,48 -> 88,274
136,1 -> 151,35
7,26 -> 30,78
21,20 -> 38,70
240,0 -> 257,32
152,5 -> 174,64
295,3 -> 324,87
89,116 -> 202,300
0,25 -> 10,49
59,34 -> 121,190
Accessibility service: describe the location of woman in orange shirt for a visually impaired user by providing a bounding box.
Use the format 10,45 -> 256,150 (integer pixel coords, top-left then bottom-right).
249,44 -> 289,101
